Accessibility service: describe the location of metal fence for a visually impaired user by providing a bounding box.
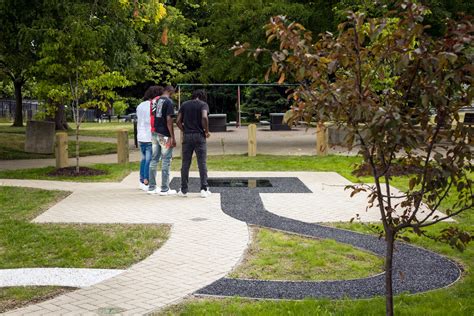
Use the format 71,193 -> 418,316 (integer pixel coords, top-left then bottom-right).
0,99 -> 39,120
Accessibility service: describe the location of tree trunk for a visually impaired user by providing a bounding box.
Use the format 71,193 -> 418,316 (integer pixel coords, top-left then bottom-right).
75,118 -> 80,174
385,231 -> 395,316
54,103 -> 70,130
12,79 -> 23,127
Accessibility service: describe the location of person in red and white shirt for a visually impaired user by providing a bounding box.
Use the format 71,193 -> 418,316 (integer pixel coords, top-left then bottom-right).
136,86 -> 163,191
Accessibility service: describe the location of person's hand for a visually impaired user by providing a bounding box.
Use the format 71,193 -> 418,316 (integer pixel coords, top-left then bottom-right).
205,132 -> 211,138
170,137 -> 177,148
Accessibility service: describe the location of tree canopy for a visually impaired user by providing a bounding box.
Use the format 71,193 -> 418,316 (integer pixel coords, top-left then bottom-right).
1,0 -> 472,117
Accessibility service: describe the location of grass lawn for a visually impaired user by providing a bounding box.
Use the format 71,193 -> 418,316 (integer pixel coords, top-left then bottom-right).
0,121 -> 134,139
68,122 -> 134,138
0,163 -> 138,182
0,133 -> 117,160
229,227 -> 383,281
0,186 -> 170,312
0,155 -> 363,182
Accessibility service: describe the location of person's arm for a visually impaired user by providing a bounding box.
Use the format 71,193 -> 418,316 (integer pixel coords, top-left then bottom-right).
166,114 -> 176,147
202,109 -> 210,138
177,111 -> 184,132
165,102 -> 176,147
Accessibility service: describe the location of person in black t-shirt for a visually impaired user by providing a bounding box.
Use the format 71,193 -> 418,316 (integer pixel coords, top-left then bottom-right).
148,85 -> 177,195
177,89 -> 211,198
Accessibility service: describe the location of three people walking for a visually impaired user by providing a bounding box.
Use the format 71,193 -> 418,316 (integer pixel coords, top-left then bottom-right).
136,85 -> 211,198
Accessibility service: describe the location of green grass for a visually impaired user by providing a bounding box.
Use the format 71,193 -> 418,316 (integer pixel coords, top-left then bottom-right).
0,163 -> 138,182
0,121 -> 134,138
0,186 -> 170,312
229,227 -> 383,281
0,155 -> 363,182
0,133 -> 117,160
0,186 -> 170,269
69,122 -> 134,138
0,286 -> 73,313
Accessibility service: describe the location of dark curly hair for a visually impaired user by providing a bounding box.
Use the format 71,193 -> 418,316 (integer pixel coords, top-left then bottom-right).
143,86 -> 164,100
191,89 -> 207,102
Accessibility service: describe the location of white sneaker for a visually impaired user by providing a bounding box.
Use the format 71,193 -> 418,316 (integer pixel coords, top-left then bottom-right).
147,188 -> 159,195
140,183 -> 149,191
200,189 -> 212,198
160,189 -> 177,196
177,191 -> 188,197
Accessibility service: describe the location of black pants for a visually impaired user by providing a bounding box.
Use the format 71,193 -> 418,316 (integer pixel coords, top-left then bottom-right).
181,133 -> 208,193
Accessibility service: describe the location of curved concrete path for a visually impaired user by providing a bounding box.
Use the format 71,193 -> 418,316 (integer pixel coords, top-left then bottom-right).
0,268 -> 124,288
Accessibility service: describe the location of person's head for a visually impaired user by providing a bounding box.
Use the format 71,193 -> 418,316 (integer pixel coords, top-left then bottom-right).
191,89 -> 207,102
143,85 -> 163,101
162,85 -> 176,97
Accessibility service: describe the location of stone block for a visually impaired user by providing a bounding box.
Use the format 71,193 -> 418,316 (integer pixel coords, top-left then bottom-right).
24,120 -> 56,154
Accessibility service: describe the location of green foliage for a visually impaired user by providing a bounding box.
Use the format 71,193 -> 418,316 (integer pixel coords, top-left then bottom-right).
238,1 -> 473,313
141,5 -> 206,83
252,0 -> 473,239
241,86 -> 289,122
0,0 -> 42,80
197,0 -> 337,82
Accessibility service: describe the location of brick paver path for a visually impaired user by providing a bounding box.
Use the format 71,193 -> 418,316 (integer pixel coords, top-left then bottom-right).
2,172 -> 249,315
1,171 -> 450,315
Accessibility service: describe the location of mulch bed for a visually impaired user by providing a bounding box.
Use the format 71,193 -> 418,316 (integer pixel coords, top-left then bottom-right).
352,162 -> 423,177
47,167 -> 107,177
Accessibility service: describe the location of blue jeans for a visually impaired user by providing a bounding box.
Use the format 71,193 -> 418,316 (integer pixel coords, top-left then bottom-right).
139,142 -> 152,184
149,133 -> 173,192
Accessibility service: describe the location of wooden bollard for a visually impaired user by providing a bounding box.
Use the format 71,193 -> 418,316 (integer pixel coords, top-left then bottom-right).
117,129 -> 129,164
55,132 -> 68,169
316,122 -> 328,156
248,124 -> 257,157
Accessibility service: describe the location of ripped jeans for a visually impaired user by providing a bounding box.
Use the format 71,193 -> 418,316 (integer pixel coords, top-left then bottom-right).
148,133 -> 173,192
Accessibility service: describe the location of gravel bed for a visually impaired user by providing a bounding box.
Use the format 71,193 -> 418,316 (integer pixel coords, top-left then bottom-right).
170,177 -> 461,300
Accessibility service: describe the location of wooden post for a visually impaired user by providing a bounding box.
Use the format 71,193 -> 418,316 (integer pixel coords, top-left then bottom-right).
117,129 -> 129,164
248,124 -> 257,157
55,132 -> 68,169
316,122 -> 328,156
248,179 -> 257,188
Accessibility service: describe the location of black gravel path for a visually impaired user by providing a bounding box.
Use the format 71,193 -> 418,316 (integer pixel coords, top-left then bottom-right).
170,177 -> 461,300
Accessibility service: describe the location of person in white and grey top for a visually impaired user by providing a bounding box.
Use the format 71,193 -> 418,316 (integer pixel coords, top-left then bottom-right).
136,86 -> 163,191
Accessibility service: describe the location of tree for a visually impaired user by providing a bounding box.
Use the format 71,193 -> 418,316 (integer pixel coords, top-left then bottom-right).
0,0 -> 44,126
35,0 -> 152,172
241,85 -> 289,122
236,1 -> 473,315
196,0 -> 337,83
